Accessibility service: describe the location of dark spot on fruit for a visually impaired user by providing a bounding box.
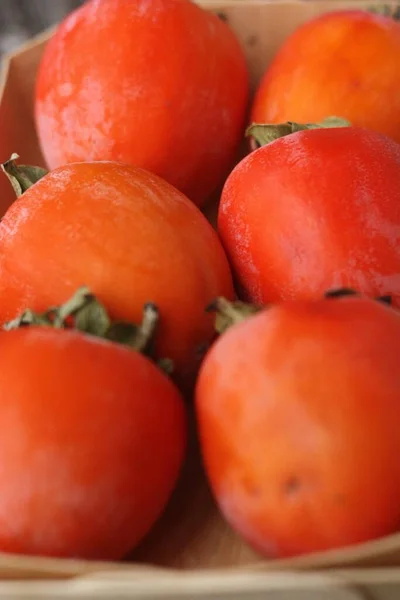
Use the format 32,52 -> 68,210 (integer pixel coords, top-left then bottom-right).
284,476 -> 302,497
217,12 -> 228,22
247,35 -> 258,47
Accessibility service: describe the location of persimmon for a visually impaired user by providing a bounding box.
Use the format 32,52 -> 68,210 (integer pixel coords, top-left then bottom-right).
0,289 -> 186,560
218,125 -> 400,306
34,0 -> 249,207
196,292 -> 400,558
0,156 -> 234,387
251,10 -> 400,144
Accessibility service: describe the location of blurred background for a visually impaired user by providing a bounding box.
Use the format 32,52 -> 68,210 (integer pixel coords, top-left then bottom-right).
0,0 -> 84,58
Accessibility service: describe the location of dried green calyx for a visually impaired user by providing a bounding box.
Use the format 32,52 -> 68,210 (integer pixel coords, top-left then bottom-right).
1,153 -> 48,198
207,289 -> 394,335
206,297 -> 262,334
4,286 -> 173,375
246,116 -> 351,149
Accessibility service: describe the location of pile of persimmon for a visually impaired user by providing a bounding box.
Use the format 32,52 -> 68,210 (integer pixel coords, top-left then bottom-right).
1,0 -> 400,565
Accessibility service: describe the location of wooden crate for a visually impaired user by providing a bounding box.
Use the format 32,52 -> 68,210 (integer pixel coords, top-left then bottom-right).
0,1 -> 399,597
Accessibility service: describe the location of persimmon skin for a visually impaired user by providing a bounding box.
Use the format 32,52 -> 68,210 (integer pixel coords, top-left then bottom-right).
251,10 -> 400,144
0,327 -> 186,560
0,161 -> 234,386
196,297 -> 400,558
34,0 -> 249,207
218,126 -> 400,306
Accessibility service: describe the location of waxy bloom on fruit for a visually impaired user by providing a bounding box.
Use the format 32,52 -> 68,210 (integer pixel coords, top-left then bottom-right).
0,156 -> 234,387
35,0 -> 249,207
0,289 -> 186,560
218,124 -> 400,305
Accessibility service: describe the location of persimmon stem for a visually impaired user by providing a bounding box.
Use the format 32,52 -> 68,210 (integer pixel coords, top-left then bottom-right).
246,116 -> 351,149
3,287 -> 173,375
207,290 -> 394,337
1,153 -> 48,198
206,297 -> 261,334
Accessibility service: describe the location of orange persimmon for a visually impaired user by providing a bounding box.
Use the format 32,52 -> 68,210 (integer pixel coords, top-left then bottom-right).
0,157 -> 234,387
251,10 -> 400,143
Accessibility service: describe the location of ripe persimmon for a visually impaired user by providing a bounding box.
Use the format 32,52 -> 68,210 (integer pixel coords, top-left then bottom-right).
251,10 -> 400,144
0,156 -> 234,387
0,289 -> 186,560
218,125 -> 400,306
34,0 -> 249,207
196,293 -> 400,558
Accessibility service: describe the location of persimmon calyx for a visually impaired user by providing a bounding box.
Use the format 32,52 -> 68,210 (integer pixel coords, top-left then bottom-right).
1,153 -> 48,198
206,297 -> 261,334
207,290 -> 393,337
246,116 -> 351,149
3,286 -> 173,375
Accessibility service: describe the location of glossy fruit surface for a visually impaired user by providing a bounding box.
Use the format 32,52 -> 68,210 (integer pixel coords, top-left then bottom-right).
251,10 -> 400,144
218,126 -> 400,305
35,0 -> 249,206
0,326 -> 186,559
196,295 -> 400,558
0,160 -> 234,385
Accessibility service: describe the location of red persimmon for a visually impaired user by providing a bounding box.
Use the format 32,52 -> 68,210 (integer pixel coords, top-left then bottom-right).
0,292 -> 186,559
34,0 -> 249,207
218,126 -> 400,305
196,294 -> 400,558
